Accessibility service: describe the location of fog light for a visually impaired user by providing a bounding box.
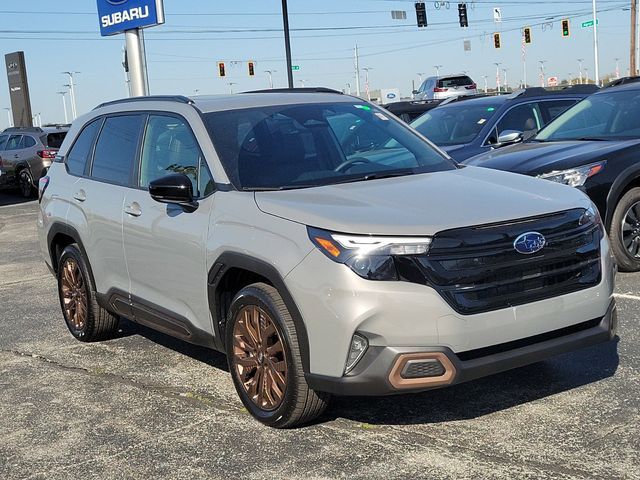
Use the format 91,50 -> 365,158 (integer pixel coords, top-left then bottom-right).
345,333 -> 368,374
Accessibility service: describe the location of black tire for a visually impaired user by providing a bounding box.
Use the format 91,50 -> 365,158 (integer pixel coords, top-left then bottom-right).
57,244 -> 119,341
18,169 -> 36,198
610,187 -> 640,272
225,282 -> 330,428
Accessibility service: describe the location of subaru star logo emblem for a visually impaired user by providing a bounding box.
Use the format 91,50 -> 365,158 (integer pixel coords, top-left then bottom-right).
513,231 -> 546,254
106,0 -> 128,5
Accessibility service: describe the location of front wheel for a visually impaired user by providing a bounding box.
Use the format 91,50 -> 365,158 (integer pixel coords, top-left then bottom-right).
225,283 -> 330,428
610,187 -> 640,271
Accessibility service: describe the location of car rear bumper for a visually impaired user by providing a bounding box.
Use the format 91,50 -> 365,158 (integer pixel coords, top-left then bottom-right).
306,299 -> 617,396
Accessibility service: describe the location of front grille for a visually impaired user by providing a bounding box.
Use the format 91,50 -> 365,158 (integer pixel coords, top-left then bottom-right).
395,209 -> 602,315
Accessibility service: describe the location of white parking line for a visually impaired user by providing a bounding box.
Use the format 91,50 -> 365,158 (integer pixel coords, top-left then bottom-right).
614,293 -> 640,301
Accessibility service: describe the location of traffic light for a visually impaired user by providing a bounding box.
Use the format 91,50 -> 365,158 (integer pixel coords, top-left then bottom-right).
562,19 -> 570,37
458,3 -> 468,28
248,61 -> 255,77
415,2 -> 427,28
493,32 -> 501,49
217,61 -> 226,77
524,27 -> 532,44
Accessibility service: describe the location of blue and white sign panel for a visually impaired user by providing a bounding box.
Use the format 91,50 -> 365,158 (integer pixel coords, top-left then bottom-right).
97,0 -> 165,37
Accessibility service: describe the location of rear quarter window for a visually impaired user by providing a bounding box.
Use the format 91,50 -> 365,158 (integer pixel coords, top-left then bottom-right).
65,119 -> 102,177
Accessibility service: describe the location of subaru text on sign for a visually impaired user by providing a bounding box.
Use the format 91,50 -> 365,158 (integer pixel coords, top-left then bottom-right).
97,0 -> 165,37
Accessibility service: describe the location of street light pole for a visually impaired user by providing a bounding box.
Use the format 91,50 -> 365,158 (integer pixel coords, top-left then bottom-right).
62,72 -> 79,119
577,58 -> 584,84
483,75 -> 488,93
5,108 -> 13,127
417,72 -> 425,84
281,0 -> 294,88
615,57 -> 621,79
354,44 -> 361,97
363,67 -> 372,101
503,68 -> 508,90
227,82 -> 237,94
592,0 -> 600,85
264,70 -> 276,89
434,65 -> 443,77
494,62 -> 502,92
539,60 -> 547,87
57,91 -> 68,124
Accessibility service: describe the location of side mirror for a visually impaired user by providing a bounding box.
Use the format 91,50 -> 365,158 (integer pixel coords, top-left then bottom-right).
149,173 -> 198,210
496,130 -> 523,146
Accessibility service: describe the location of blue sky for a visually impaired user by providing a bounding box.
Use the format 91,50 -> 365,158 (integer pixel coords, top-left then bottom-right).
0,0 -> 634,127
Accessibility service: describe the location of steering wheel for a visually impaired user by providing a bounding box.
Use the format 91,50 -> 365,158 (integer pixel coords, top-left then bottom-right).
334,157 -> 373,173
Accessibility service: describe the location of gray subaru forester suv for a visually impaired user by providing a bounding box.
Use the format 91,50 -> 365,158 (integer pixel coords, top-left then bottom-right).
38,90 -> 617,428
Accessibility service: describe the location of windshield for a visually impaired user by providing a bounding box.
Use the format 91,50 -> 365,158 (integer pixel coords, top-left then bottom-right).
410,103 -> 500,146
203,102 -> 456,190
536,89 -> 640,141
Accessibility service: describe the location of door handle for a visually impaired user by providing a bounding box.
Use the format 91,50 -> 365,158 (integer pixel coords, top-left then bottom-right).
73,190 -> 86,202
124,202 -> 142,217
13,154 -> 19,159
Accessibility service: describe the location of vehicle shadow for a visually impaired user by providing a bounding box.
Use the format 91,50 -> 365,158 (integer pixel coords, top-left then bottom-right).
117,317 -> 229,372
0,191 -> 35,207
325,339 -> 620,426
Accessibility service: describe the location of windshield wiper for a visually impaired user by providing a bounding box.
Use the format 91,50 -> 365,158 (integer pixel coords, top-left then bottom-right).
332,169 -> 415,184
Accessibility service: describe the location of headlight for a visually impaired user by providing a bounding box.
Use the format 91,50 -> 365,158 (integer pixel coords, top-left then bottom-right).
308,227 -> 432,280
538,161 -> 606,187
579,204 -> 604,236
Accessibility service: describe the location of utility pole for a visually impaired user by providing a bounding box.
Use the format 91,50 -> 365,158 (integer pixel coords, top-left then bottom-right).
281,0 -> 294,88
57,91 -> 68,124
592,0 -> 600,85
363,67 -> 372,101
62,72 -> 79,119
265,70 -> 276,89
631,0 -> 637,75
354,44 -> 361,97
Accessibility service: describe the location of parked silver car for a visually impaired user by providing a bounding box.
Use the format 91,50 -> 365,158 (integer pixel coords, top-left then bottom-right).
38,90 -> 616,428
0,126 -> 68,197
414,74 -> 478,100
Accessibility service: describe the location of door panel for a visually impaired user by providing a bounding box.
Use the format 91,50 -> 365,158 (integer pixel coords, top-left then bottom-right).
123,114 -> 214,335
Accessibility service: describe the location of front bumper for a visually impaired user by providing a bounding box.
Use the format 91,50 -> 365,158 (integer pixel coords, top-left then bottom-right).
306,299 -> 617,396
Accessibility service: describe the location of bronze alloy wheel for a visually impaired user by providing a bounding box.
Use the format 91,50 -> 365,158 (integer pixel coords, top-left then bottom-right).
232,305 -> 288,411
60,258 -> 88,331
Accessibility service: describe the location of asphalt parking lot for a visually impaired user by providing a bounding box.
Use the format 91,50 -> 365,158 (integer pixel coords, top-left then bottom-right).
0,192 -> 638,480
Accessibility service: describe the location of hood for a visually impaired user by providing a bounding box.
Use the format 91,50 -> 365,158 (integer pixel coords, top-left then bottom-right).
254,167 -> 591,236
464,139 -> 640,175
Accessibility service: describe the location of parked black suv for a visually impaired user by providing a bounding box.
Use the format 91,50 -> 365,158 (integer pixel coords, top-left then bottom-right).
411,85 -> 598,162
465,82 -> 640,271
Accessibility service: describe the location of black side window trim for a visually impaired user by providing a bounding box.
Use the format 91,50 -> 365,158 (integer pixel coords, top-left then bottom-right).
135,110 -> 216,199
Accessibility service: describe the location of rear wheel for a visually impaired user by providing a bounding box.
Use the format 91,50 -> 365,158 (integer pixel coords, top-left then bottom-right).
225,283 -> 330,428
18,169 -> 35,198
57,244 -> 119,341
610,187 -> 640,271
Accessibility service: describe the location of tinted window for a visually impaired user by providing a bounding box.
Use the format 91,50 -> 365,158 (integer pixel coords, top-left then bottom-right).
140,115 -> 213,197
438,76 -> 474,88
411,103 -> 500,146
0,135 -> 8,150
43,132 -> 67,149
204,102 -> 454,190
494,103 -> 541,139
91,115 -> 144,185
66,119 -> 102,177
540,100 -> 577,122
536,90 -> 639,141
22,136 -> 36,148
5,135 -> 22,150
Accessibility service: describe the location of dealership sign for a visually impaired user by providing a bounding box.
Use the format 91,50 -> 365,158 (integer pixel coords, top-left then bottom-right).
97,0 -> 165,36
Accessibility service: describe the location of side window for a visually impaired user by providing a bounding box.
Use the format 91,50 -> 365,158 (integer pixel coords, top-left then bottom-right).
22,136 -> 36,148
66,118 -> 102,177
140,115 -> 212,197
495,103 -> 541,138
5,135 -> 22,150
0,135 -> 8,151
91,115 -> 144,185
540,100 -> 577,124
